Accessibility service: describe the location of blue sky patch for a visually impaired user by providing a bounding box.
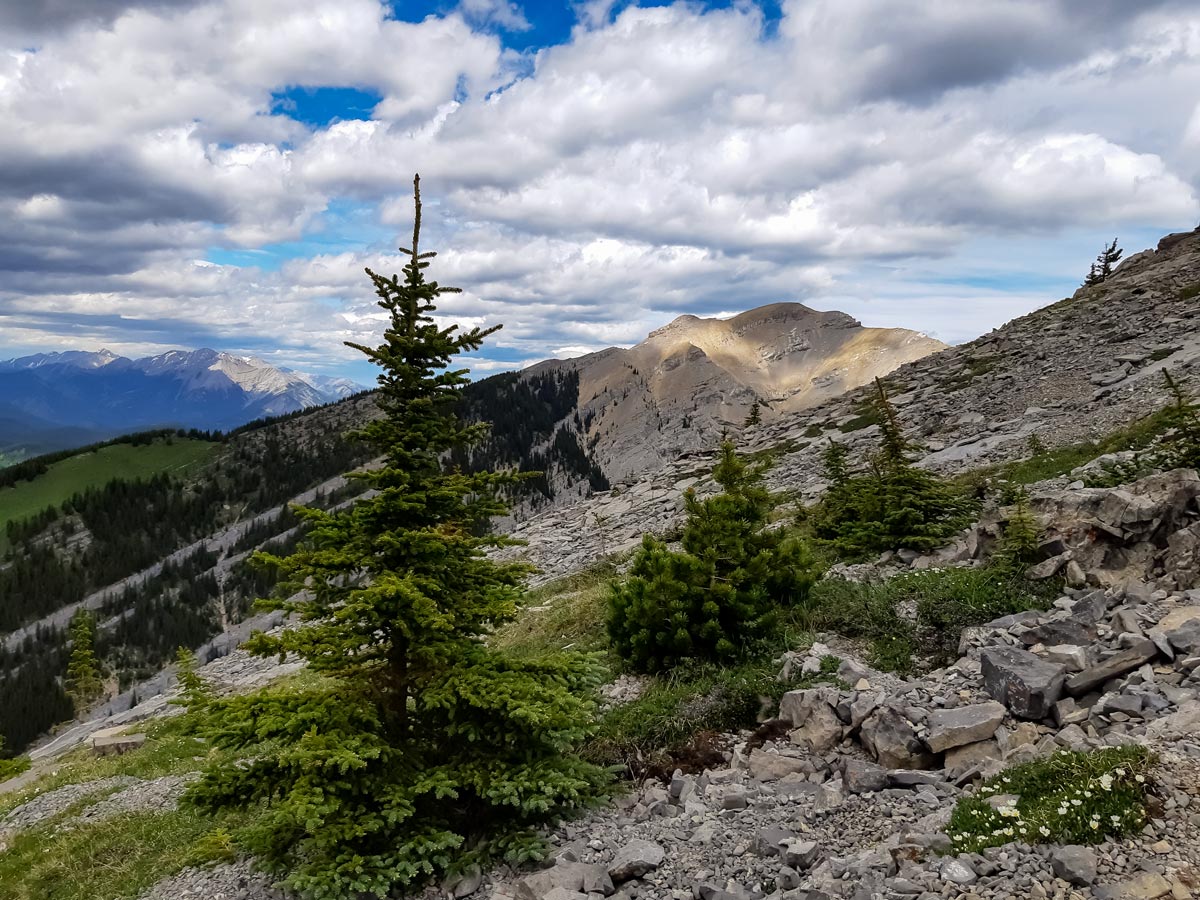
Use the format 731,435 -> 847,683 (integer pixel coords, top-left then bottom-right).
271,86 -> 383,128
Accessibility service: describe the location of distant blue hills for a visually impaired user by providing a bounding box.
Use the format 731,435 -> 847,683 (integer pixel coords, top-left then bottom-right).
0,348 -> 365,462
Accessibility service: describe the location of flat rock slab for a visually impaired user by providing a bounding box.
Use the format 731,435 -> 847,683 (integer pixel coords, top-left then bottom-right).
607,839 -> 665,882
1066,637 -> 1158,696
91,733 -> 147,756
926,701 -> 1006,752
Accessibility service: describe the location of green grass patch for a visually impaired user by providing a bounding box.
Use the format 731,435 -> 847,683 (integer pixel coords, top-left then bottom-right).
947,746 -> 1154,854
0,721 -> 212,820
797,566 -> 1054,674
0,807 -> 248,900
491,563 -> 618,659
1179,283 -> 1200,301
837,409 -> 883,433
0,756 -> 30,785
957,403 -> 1178,491
0,438 -> 217,539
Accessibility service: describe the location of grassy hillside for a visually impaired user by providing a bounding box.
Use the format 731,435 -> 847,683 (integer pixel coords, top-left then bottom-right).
0,438 -> 217,538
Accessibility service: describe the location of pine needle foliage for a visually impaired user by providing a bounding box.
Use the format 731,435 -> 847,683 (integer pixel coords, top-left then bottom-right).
607,441 -> 817,673
1083,237 -> 1123,286
65,609 -> 104,712
995,489 -> 1043,573
1151,369 -> 1200,472
812,379 -> 975,558
184,176 -> 609,899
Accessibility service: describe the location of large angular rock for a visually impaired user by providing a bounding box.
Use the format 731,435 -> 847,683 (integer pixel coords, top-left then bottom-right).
1051,845 -> 1097,886
842,758 -> 888,794
1166,619 -> 1200,655
747,749 -> 807,782
981,646 -> 1066,719
779,687 -> 844,753
859,706 -> 935,769
607,839 -> 664,882
1065,637 -> 1159,696
925,701 -> 1006,753
943,739 -> 1003,781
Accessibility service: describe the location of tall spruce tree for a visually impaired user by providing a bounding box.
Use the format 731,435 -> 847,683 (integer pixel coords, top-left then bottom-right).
185,176 -> 608,899
64,609 -> 103,712
608,441 -> 816,673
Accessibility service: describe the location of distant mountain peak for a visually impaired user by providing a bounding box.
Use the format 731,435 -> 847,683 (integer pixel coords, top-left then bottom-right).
0,347 -> 368,456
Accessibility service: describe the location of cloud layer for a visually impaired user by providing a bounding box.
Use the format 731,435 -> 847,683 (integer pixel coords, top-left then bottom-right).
1,0 -> 1197,377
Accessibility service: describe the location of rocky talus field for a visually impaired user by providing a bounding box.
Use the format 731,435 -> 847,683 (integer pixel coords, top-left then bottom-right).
4,230 -> 1200,900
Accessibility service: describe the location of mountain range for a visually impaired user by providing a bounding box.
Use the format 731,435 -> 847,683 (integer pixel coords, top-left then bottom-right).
0,348 -> 365,461
463,303 -> 945,495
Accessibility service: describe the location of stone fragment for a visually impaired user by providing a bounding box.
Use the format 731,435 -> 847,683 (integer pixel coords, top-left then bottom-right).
92,733 -> 147,756
606,840 -> 664,883
980,647 -> 1066,719
1050,845 -> 1097,886
939,858 -> 977,886
841,758 -> 888,794
1066,637 -> 1159,696
859,706 -> 935,769
747,749 -> 807,782
753,825 -> 794,857
781,839 -> 819,870
779,688 -> 844,753
925,701 -> 1006,753
1167,619 -> 1200,655
1042,644 -> 1090,671
943,739 -> 1002,781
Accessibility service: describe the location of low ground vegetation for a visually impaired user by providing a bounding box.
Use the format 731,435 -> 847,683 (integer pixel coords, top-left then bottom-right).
947,746 -> 1154,854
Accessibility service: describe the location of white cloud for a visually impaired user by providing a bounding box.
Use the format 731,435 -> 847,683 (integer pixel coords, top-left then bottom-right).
1,0 -> 1198,374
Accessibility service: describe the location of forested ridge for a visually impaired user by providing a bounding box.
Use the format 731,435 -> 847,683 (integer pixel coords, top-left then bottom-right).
0,396 -> 375,754
451,368 -> 608,503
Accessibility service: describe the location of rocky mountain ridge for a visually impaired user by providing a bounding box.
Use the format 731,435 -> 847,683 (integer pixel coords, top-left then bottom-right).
0,347 -> 366,460
518,303 -> 945,486
500,229 -> 1200,583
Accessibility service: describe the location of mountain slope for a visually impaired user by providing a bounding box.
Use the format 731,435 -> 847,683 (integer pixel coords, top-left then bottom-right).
0,349 -> 366,460
461,303 -> 944,503
499,228 -> 1200,581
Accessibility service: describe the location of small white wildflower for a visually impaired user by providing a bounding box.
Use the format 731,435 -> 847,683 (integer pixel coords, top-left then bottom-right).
1114,768 -> 1126,777
1135,774 -> 1145,783
1071,799 -> 1083,806
1039,826 -> 1051,837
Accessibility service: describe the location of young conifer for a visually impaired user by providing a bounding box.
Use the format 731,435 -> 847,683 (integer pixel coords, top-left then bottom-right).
65,609 -> 104,711
1152,369 -> 1200,472
813,381 -> 975,557
608,441 -> 816,673
185,176 -> 608,899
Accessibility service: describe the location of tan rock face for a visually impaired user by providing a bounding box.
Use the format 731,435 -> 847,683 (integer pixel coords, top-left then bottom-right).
523,302 -> 945,484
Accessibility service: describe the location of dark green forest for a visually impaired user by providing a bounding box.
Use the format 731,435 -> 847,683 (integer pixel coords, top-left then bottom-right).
451,369 -> 608,502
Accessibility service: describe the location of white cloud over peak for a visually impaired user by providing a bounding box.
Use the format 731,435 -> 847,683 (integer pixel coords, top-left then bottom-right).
0,0 -> 1198,377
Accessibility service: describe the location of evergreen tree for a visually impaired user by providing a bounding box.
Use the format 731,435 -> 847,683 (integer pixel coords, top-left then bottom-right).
1151,369 -> 1200,472
608,441 -> 817,673
995,489 -> 1042,572
1084,237 -> 1123,286
743,401 -> 762,428
812,381 -> 975,557
184,177 -> 608,899
64,609 -> 104,711
822,439 -> 851,487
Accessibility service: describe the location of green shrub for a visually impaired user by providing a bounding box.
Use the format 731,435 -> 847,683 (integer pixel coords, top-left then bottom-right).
0,751 -> 30,783
812,381 -> 976,559
800,566 -> 1052,672
947,747 -> 1154,854
608,442 -> 819,673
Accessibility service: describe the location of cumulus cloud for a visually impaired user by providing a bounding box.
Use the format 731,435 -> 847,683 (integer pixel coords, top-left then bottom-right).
0,0 -> 1198,375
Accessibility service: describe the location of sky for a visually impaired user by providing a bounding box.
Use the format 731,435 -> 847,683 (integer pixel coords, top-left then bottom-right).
0,0 -> 1198,384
